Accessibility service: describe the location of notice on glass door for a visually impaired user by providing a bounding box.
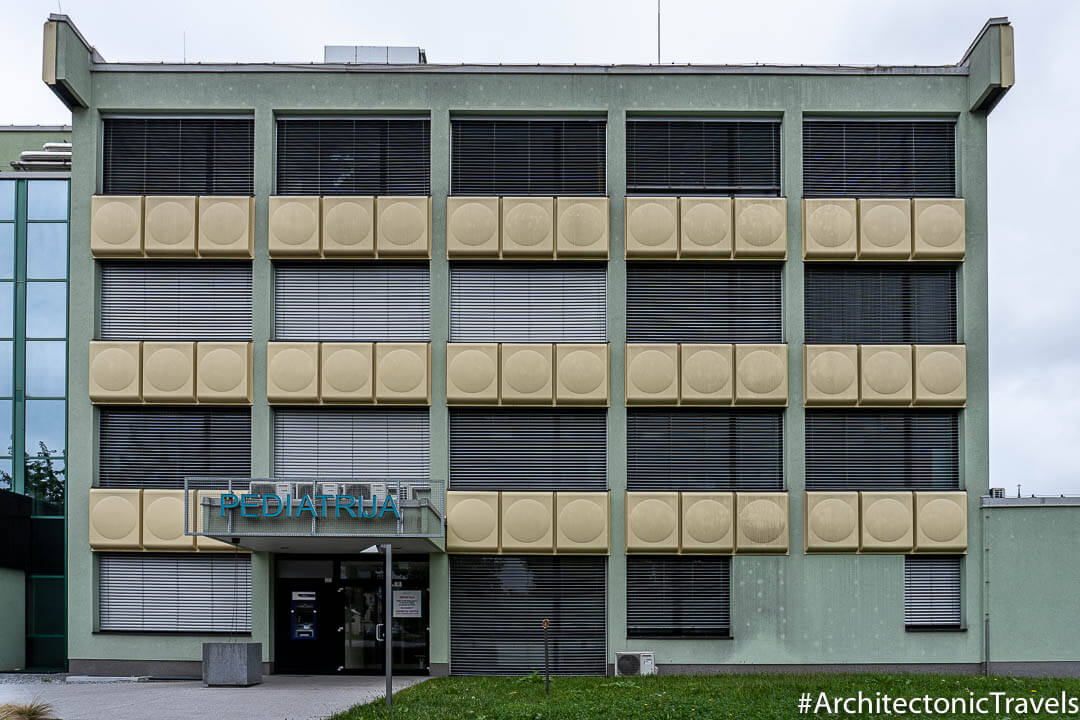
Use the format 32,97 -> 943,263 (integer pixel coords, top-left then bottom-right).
393,590 -> 422,618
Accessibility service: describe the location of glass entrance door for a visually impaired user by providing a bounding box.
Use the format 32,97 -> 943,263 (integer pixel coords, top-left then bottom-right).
340,558 -> 429,674
342,583 -> 384,671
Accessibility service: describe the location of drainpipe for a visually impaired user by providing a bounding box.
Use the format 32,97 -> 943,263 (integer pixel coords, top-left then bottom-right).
981,502 -> 991,676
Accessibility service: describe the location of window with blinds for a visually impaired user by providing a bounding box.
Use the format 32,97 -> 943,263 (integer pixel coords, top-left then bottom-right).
804,265 -> 956,345
803,120 -> 956,197
805,410 -> 959,491
450,556 -> 606,675
627,556 -> 730,638
276,117 -> 430,196
98,553 -> 252,632
273,408 -> 429,481
100,262 -> 253,341
102,117 -> 254,196
626,119 -> 781,196
450,410 -> 606,491
98,408 -> 251,489
450,119 -> 606,196
904,555 -> 962,629
628,409 -> 783,491
627,264 -> 782,343
274,264 -> 430,341
450,264 -> 606,342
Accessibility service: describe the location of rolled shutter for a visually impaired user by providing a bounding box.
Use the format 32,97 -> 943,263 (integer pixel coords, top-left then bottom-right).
100,262 -> 253,341
627,263 -> 782,343
450,556 -> 606,676
627,409 -> 783,491
99,553 -> 252,632
904,555 -> 962,628
450,409 -> 606,491
805,410 -> 959,491
274,263 -> 430,341
449,264 -> 606,342
98,407 -> 251,489
627,556 -> 730,638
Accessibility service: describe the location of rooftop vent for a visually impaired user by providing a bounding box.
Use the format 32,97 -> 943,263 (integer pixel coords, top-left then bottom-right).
11,140 -> 71,171
989,487 -> 1006,498
323,46 -> 427,64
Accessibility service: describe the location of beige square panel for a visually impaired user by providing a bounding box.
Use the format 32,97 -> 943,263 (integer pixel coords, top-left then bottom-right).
555,344 -> 608,405
735,492 -> 789,554
196,342 -> 252,404
625,197 -> 678,258
804,345 -> 858,406
501,343 -> 553,405
501,492 -> 554,553
733,197 -> 787,259
803,198 -> 856,259
89,341 -> 141,403
144,196 -> 197,257
198,196 -> 253,257
502,197 -> 554,257
446,491 -> 500,553
447,197 -> 500,258
376,196 -> 431,257
625,343 -> 679,405
734,344 -> 788,405
858,199 -> 911,259
91,196 -> 143,257
805,492 -> 859,553
680,344 -> 733,405
555,492 -> 609,553
322,196 -> 375,257
268,196 -> 321,257
142,342 -> 195,403
859,345 -> 913,406
267,342 -> 320,403
195,490 -> 245,551
447,343 -> 499,405
680,197 -> 732,258
860,491 -> 913,553
375,343 -> 430,404
913,198 -> 965,260
556,197 -> 609,258
626,492 -> 679,553
681,492 -> 734,553
142,489 -> 195,550
914,491 -> 967,553
321,343 -> 374,403
914,345 -> 966,406
89,489 -> 142,550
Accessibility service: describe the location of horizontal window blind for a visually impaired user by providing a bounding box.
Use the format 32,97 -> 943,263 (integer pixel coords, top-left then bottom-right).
627,263 -> 782,343
803,120 -> 956,197
274,263 -> 430,341
627,556 -> 730,638
451,119 -> 606,196
626,119 -> 781,195
99,408 -> 251,489
450,410 -> 606,491
450,264 -> 606,342
102,117 -> 254,196
276,118 -> 430,196
100,262 -> 253,341
450,556 -> 606,676
273,408 -> 429,481
904,555 -> 962,628
804,265 -> 956,345
99,553 -> 252,632
628,409 -> 783,491
805,410 -> 959,491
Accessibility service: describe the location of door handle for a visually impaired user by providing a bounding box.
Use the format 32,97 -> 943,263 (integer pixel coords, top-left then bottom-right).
337,626 -> 344,633
375,623 -> 384,642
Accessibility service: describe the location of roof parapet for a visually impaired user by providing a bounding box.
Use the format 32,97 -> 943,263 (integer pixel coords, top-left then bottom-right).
961,17 -> 1014,114
42,13 -> 102,110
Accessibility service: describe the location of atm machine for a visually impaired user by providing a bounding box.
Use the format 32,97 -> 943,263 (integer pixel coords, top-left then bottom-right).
290,591 -> 318,640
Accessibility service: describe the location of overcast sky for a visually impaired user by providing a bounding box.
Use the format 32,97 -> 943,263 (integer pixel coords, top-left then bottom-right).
1,0 -> 1075,495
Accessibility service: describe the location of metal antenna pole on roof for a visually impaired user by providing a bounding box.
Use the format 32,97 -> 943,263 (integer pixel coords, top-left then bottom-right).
657,0 -> 661,64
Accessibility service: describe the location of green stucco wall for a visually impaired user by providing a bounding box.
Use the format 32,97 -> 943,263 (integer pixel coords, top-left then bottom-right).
0,129 -> 70,168
0,567 -> 26,671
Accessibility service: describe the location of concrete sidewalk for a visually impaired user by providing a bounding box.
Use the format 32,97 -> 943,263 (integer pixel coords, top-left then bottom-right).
0,674 -> 427,720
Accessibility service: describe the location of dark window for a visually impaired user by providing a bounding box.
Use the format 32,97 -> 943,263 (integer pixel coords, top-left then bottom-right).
451,119 -> 606,196
276,118 -> 430,196
905,555 -> 962,629
626,119 -> 781,195
627,556 -> 730,638
804,265 -> 956,345
805,410 -> 959,491
102,117 -> 254,195
803,120 -> 956,197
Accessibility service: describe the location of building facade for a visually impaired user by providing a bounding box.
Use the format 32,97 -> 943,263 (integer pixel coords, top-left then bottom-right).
39,13 -> 1037,677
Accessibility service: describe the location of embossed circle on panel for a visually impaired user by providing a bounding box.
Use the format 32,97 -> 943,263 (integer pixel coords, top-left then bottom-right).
144,347 -> 190,393
738,350 -> 784,394
559,499 -> 605,544
201,202 -> 247,247
863,204 -> 908,249
683,203 -> 729,247
683,349 -> 730,394
448,499 -> 497,544
449,349 -> 496,394
864,351 -> 909,395
505,202 -> 550,247
504,349 -> 550,394
809,499 -> 857,543
92,348 -> 138,392
737,203 -> 783,247
863,498 -> 910,543
808,351 -> 856,396
919,351 -> 963,395
380,349 -> 425,393
684,499 -> 732,544
271,201 -> 318,247
325,201 -> 372,247
450,202 -> 497,247
92,496 -> 138,540
629,202 -> 676,247
630,499 -> 676,543
918,204 -> 963,248
807,203 -> 855,248
270,348 -> 316,393
324,348 -> 370,393
381,201 -> 426,246
201,348 -> 245,393
504,499 -> 551,544
628,350 -> 676,394
561,203 -> 604,247
559,350 -> 604,394
96,201 -> 140,245
147,201 -> 193,246
739,499 -> 785,544
920,498 -> 963,543
146,496 -> 185,541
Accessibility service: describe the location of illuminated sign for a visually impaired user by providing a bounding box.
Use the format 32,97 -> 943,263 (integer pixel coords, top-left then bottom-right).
220,493 -> 401,520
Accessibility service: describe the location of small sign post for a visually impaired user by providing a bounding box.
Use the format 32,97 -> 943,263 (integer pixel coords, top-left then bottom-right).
542,617 -> 550,695
383,543 -> 392,708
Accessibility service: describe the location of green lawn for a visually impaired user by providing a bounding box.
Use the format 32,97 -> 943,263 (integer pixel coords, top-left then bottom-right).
331,673 -> 1079,719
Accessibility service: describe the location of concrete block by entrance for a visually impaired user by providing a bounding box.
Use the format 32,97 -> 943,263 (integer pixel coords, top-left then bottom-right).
202,642 -> 262,687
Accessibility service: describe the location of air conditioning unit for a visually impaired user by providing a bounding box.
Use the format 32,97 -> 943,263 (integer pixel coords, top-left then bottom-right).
249,481 -> 278,496
318,481 -> 344,498
990,487 -> 1006,499
615,651 -> 656,676
342,483 -> 370,500
369,483 -> 389,500
293,482 -> 315,499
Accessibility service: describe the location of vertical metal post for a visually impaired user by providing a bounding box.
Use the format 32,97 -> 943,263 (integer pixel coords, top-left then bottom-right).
542,618 -> 550,695
384,543 -> 393,708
